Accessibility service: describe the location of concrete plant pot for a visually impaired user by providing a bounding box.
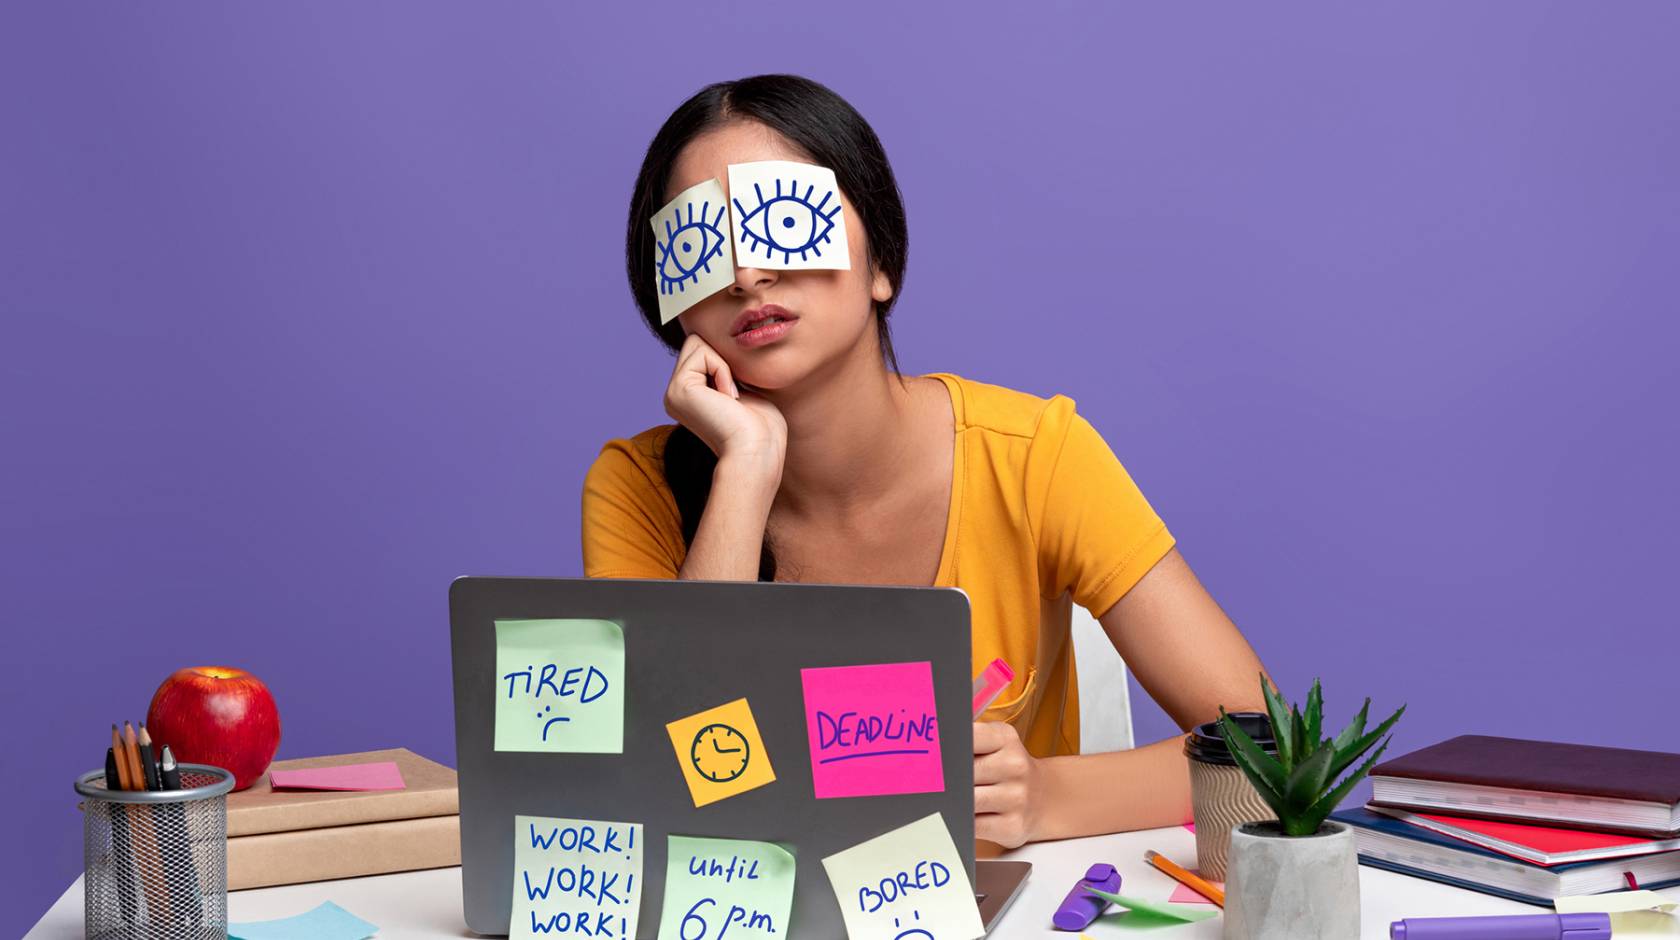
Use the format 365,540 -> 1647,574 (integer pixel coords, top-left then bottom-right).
1223,820 -> 1360,940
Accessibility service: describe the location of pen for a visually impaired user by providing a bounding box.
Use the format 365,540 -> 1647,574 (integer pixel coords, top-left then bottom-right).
1144,849 -> 1223,907
1390,912 -> 1611,940
160,745 -> 181,790
972,658 -> 1015,717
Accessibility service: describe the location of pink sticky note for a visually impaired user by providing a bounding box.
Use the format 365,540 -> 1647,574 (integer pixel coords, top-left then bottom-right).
269,761 -> 406,791
1183,822 -> 1196,834
1168,871 -> 1223,905
801,661 -> 944,799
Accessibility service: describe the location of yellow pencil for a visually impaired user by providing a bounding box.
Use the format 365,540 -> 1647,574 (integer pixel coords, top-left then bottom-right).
1145,849 -> 1224,907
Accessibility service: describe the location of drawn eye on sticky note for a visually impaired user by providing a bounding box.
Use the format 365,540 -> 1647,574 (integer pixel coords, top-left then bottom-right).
727,160 -> 851,270
652,177 -> 736,325
800,661 -> 944,799
665,698 -> 777,807
494,619 -> 624,754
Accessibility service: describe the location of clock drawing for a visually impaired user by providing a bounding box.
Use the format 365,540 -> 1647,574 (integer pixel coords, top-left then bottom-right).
690,722 -> 751,783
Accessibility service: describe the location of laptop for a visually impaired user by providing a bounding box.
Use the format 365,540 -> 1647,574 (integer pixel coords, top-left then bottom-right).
449,576 -> 1030,937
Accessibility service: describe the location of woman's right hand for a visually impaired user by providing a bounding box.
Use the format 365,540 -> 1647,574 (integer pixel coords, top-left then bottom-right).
663,334 -> 787,483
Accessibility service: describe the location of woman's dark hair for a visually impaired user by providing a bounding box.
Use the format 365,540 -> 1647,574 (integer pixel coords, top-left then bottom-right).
624,74 -> 910,581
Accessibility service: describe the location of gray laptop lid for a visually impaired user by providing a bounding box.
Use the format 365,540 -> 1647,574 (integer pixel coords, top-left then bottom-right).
449,576 -> 976,938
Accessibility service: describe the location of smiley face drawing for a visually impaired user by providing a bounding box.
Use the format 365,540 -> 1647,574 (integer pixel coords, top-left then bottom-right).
690,722 -> 751,783
891,910 -> 934,940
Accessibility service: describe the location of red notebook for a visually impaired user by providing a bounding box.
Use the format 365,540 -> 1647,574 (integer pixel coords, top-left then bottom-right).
1369,735 -> 1680,837
1368,804 -> 1680,866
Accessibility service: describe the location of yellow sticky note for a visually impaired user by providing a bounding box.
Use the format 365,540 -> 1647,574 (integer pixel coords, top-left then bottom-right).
666,698 -> 776,807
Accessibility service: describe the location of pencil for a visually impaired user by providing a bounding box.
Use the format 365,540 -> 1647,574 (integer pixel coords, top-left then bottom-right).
121,722 -> 145,790
105,730 -> 140,923
137,724 -> 161,791
1145,849 -> 1224,907
111,725 -> 134,790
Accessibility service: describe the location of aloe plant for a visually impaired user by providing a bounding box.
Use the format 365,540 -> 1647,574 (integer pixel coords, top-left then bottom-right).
1217,674 -> 1405,836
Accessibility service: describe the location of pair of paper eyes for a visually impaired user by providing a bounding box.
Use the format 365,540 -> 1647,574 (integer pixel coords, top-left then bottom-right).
657,179 -> 842,295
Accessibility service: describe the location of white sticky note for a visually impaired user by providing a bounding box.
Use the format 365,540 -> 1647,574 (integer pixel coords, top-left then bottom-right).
652,178 -> 737,324
727,160 -> 851,270
821,812 -> 983,940
511,815 -> 643,939
1556,891 -> 1680,937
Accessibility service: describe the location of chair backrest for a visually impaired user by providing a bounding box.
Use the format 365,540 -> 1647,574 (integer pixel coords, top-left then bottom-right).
1069,602 -> 1135,753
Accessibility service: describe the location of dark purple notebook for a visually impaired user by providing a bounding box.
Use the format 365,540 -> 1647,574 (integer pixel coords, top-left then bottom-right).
1373,735 -> 1680,803
1370,735 -> 1680,836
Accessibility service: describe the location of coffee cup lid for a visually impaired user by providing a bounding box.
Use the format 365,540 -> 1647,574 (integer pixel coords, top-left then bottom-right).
1183,712 -> 1277,765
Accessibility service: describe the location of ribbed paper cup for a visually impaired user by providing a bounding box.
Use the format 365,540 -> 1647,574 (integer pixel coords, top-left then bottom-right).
1183,713 -> 1277,880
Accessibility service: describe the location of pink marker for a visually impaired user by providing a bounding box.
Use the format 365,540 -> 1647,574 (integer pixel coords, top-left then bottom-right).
972,658 -> 1016,718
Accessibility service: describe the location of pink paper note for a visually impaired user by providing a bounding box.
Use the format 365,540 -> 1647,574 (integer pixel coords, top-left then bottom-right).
801,661 -> 944,799
1183,822 -> 1196,833
270,760 -> 406,791
1168,870 -> 1223,905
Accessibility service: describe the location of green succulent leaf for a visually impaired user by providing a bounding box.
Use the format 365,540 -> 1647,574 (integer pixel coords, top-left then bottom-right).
1218,707 -> 1287,799
1303,679 -> 1323,753
1285,745 -> 1335,813
1331,698 -> 1371,754
1306,734 -> 1396,826
1328,704 -> 1406,780
1259,675 -> 1295,772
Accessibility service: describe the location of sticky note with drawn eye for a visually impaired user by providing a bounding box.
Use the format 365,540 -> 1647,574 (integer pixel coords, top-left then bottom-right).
652,178 -> 737,325
494,619 -> 625,753
727,160 -> 852,271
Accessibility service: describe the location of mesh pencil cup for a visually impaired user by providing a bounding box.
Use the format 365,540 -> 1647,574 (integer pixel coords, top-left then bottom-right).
75,763 -> 235,940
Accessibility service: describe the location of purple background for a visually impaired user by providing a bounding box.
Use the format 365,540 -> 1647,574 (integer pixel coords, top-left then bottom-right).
5,2 -> 1678,931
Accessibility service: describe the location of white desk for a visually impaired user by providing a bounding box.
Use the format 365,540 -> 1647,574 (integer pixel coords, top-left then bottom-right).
27,824 -> 1680,938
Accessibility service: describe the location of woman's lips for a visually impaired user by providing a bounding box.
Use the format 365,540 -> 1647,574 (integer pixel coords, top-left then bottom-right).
732,304 -> 798,348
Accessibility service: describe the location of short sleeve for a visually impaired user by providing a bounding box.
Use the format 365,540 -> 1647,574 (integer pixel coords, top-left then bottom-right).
1025,399 -> 1176,618
580,434 -> 685,579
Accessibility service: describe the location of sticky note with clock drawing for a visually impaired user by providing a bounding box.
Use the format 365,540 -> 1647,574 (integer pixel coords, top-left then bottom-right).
665,698 -> 777,807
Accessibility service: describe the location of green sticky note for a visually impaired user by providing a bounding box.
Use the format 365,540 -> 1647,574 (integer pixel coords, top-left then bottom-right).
657,835 -> 796,940
494,619 -> 625,753
1085,886 -> 1220,925
511,815 -> 643,939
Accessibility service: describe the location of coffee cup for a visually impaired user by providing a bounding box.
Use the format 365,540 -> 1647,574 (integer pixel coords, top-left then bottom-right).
1183,711 -> 1278,880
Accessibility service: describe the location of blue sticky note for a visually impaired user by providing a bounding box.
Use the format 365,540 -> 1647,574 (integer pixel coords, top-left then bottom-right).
229,901 -> 378,940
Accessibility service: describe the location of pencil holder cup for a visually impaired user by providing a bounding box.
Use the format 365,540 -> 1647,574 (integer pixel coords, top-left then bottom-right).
75,764 -> 235,940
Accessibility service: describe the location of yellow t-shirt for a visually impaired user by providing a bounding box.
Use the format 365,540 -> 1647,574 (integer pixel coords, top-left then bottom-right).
580,372 -> 1176,758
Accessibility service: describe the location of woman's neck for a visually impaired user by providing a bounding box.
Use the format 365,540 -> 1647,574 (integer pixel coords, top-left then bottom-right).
761,338 -> 922,514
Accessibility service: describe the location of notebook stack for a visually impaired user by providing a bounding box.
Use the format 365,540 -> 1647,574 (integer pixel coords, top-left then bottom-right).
226,747 -> 461,889
1332,735 -> 1680,905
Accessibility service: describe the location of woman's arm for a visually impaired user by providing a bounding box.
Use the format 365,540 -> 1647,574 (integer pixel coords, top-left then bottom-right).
975,547 -> 1267,845
662,334 -> 788,581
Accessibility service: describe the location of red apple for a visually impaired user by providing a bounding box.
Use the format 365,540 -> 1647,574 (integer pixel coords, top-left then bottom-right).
146,666 -> 282,791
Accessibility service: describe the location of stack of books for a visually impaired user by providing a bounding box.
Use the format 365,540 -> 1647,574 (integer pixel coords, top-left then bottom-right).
1332,735 -> 1680,905
226,747 -> 460,889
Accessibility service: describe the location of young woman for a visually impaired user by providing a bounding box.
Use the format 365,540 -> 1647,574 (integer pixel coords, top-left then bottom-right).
584,74 -> 1265,849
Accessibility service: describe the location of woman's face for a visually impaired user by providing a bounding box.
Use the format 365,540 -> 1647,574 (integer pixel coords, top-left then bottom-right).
664,120 -> 893,391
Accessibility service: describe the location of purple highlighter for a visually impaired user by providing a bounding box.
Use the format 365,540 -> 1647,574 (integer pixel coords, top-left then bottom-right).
1051,863 -> 1120,931
1389,912 -> 1611,940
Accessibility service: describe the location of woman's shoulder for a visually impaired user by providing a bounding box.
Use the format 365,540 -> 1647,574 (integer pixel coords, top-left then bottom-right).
586,423 -> 679,490
928,372 -> 1079,441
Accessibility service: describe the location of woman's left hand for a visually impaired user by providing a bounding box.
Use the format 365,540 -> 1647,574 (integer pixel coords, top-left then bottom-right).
973,721 -> 1045,848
